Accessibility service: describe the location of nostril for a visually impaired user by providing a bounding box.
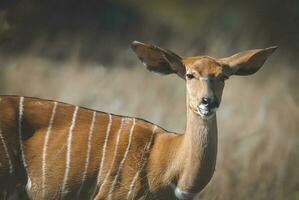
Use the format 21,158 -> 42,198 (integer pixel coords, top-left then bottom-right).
202,97 -> 210,105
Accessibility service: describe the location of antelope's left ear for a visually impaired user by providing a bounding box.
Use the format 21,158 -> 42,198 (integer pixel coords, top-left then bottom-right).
219,46 -> 277,76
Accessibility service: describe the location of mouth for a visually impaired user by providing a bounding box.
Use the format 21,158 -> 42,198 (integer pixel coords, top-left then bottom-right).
196,105 -> 217,119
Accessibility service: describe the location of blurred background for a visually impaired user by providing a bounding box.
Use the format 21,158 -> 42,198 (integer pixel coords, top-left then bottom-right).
0,0 -> 298,199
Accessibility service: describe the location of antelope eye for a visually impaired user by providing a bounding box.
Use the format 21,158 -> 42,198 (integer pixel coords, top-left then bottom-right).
186,73 -> 195,80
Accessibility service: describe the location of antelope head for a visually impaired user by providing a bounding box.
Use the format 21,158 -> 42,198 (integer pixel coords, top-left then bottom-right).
131,41 -> 276,120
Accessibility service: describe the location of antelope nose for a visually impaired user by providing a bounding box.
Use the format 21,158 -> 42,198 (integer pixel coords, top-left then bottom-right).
201,97 -> 219,108
202,97 -> 210,106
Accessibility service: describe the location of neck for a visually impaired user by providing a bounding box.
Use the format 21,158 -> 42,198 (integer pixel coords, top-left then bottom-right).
148,102 -> 218,195
174,107 -> 218,193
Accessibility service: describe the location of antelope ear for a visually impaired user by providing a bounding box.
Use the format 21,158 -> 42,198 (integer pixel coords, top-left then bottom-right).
131,41 -> 186,79
219,46 -> 277,76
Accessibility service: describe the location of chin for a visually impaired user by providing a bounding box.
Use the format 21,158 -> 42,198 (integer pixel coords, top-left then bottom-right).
195,109 -> 216,120
199,112 -> 215,120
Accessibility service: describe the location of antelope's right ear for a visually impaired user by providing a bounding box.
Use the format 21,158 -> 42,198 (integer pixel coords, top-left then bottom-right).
131,41 -> 186,79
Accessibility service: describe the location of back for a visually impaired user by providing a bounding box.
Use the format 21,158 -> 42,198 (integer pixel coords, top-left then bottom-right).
0,95 -> 164,199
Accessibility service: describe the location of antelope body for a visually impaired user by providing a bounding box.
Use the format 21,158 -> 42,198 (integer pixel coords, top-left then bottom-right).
0,41 -> 276,200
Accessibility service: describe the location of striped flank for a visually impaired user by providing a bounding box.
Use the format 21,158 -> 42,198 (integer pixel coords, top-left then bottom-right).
0,97 -> 13,174
0,129 -> 13,174
61,106 -> 79,197
18,97 -> 27,169
108,118 -> 136,200
41,101 -> 58,199
95,117 -> 125,198
77,111 -> 97,198
96,113 -> 113,188
126,125 -> 157,199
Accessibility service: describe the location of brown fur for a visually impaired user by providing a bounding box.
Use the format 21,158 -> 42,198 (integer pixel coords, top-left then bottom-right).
0,96 -> 162,199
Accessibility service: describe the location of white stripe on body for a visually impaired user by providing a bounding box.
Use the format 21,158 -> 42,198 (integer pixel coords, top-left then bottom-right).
126,125 -> 157,199
95,117 -> 125,198
0,129 -> 13,173
18,97 -> 27,169
0,97 -> 13,174
61,106 -> 79,197
96,114 -> 112,186
108,118 -> 136,200
26,177 -> 32,191
41,101 -> 58,199
18,97 -> 33,194
76,111 -> 97,199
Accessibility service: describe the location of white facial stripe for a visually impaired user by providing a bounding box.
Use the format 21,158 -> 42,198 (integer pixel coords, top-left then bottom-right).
41,101 -> 58,198
77,111 -> 97,198
96,117 -> 125,198
200,76 -> 216,105
199,76 -> 216,81
108,118 -> 136,200
126,124 -> 157,199
61,106 -> 79,197
200,76 -> 214,93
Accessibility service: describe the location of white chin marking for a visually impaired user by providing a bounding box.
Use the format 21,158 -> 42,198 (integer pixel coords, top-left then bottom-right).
200,109 -> 209,115
197,108 -> 217,119
199,112 -> 211,118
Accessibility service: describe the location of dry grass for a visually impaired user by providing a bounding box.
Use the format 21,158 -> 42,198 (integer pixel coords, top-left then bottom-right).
0,51 -> 298,200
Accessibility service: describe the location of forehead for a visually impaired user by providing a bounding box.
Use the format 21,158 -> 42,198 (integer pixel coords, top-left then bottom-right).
182,56 -> 223,76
